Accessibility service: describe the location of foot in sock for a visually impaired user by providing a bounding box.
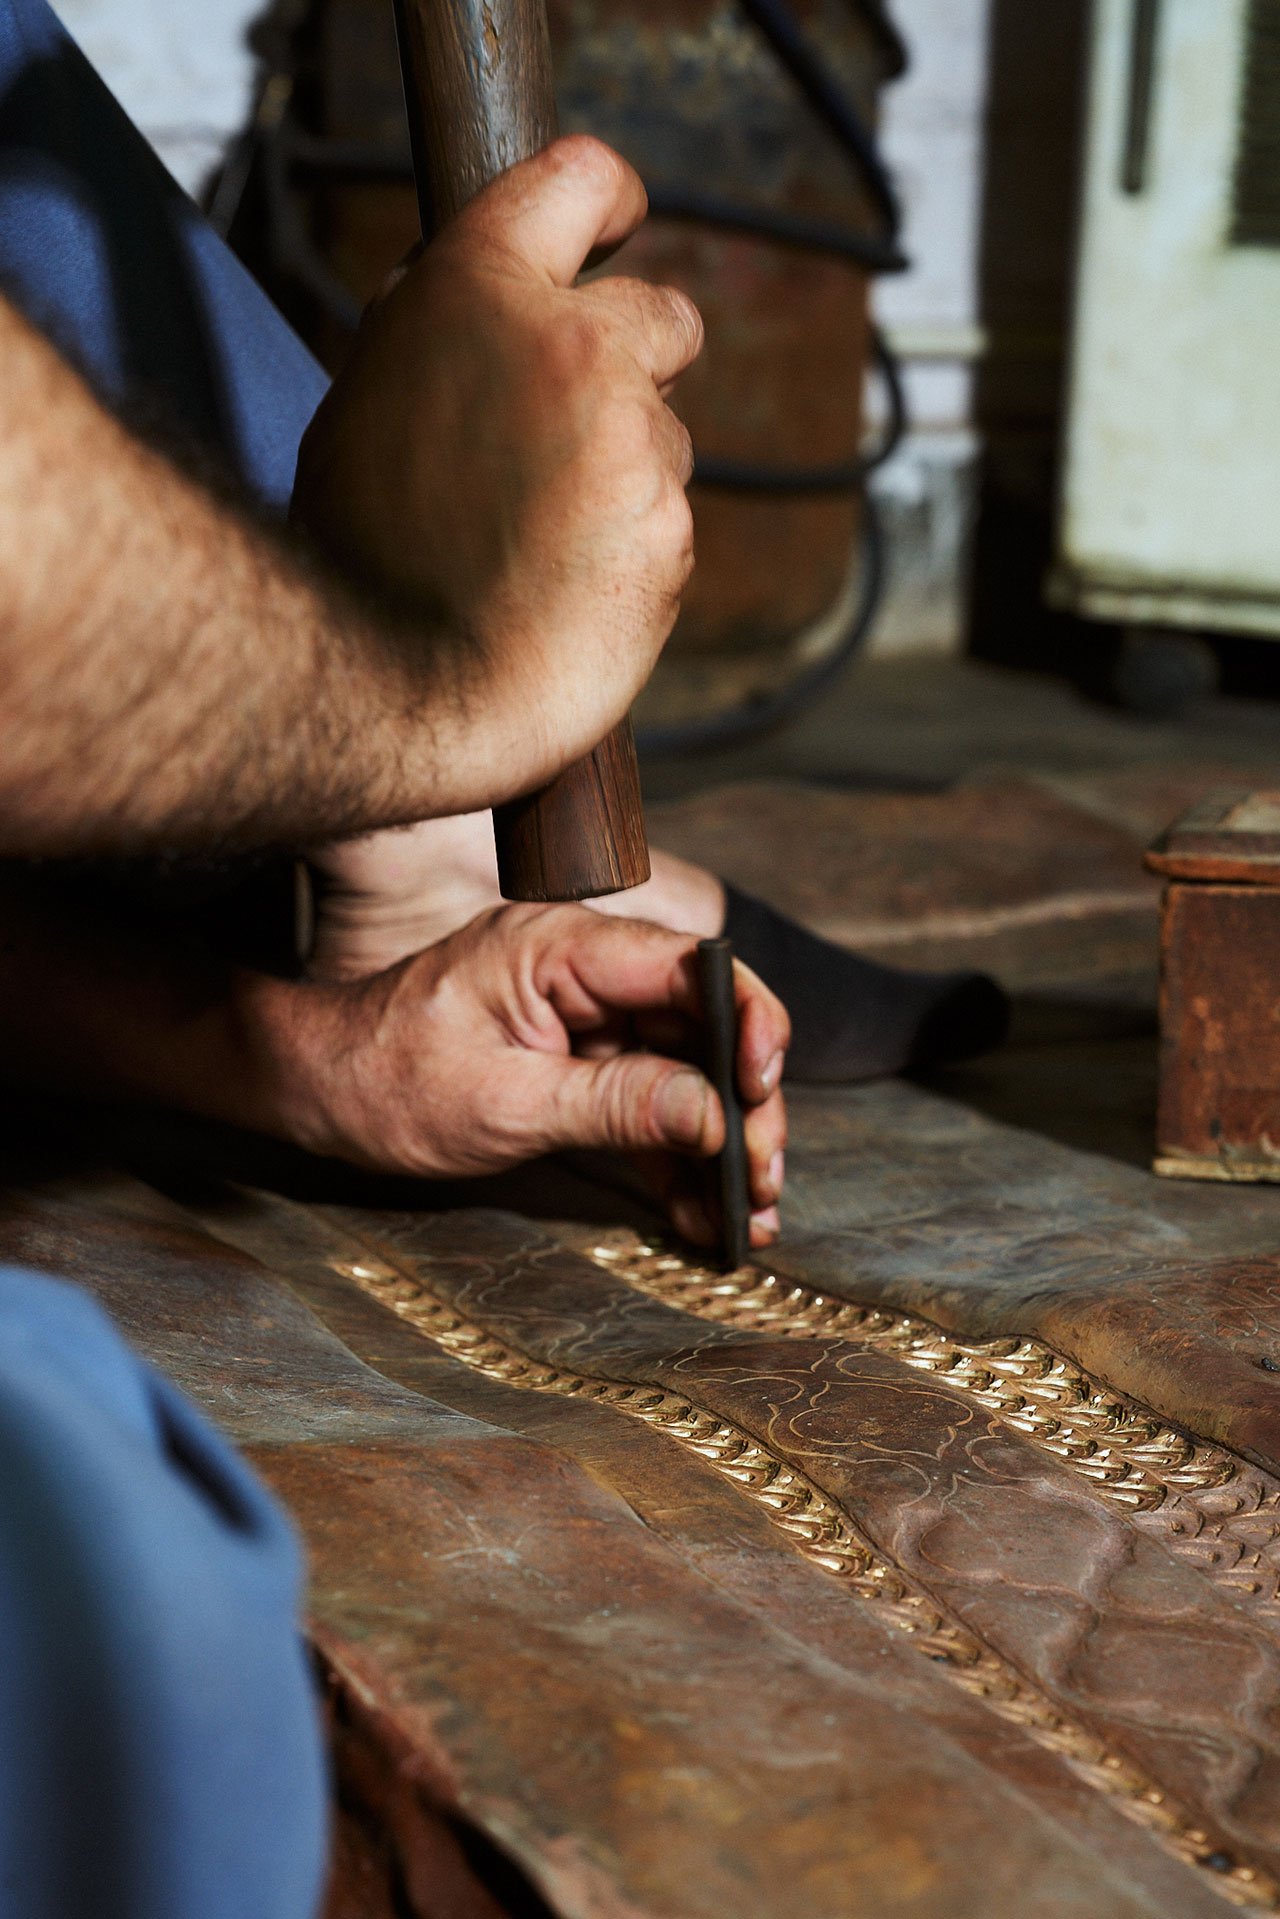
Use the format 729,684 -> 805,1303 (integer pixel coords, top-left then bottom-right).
721,885 -> 1009,1083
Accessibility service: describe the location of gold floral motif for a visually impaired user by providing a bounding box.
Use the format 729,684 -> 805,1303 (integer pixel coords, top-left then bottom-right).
587,1236 -> 1280,1622
334,1245 -> 1274,1911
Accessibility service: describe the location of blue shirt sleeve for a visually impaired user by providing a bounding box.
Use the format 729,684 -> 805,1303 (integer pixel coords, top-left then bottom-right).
0,1266 -> 327,1919
0,0 -> 328,510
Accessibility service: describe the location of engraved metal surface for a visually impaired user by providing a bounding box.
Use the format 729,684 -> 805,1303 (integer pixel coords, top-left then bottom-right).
332,1241 -> 1277,1911
587,1234 -> 1280,1625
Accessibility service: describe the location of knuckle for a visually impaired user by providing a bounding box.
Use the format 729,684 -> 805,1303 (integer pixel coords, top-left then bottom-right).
615,1074 -> 646,1148
652,481 -> 695,561
546,135 -> 643,212
604,407 -> 691,503
659,285 -> 704,360
595,272 -> 647,310
599,398 -> 654,468
639,1068 -> 674,1149
542,902 -> 586,945
598,278 -> 702,367
590,1060 -> 634,1148
645,404 -> 678,464
553,132 -> 624,182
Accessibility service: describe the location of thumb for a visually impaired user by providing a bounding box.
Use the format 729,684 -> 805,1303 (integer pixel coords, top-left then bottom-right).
456,135 -> 647,287
539,1053 -> 725,1156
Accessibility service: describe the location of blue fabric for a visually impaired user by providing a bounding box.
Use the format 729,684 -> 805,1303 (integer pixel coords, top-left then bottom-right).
0,0 -> 327,509
0,27 -> 335,1905
0,1266 -> 327,1919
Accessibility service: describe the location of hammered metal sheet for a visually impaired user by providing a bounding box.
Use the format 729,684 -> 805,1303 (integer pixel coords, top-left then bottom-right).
0,1172 -> 1228,1919
18,1122 -> 1280,1917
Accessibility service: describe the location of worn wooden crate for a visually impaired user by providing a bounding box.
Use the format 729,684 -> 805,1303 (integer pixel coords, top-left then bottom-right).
1148,790 -> 1280,1181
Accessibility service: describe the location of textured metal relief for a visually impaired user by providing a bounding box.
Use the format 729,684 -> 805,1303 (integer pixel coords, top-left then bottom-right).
587,1234 -> 1280,1625
333,1244 -> 1276,1911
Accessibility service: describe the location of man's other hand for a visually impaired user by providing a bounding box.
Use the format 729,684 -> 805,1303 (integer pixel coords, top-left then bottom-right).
292,136 -> 703,801
265,906 -> 787,1250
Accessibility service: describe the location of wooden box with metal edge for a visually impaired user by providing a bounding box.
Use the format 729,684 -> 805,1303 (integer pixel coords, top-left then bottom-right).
1147,789 -> 1280,1181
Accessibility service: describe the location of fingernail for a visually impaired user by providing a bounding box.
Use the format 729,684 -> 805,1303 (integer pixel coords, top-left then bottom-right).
761,1050 -> 784,1093
751,1205 -> 781,1243
767,1149 -> 785,1199
657,1069 -> 709,1148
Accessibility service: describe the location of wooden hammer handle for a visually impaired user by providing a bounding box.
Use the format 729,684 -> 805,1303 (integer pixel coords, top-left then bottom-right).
392,0 -> 651,901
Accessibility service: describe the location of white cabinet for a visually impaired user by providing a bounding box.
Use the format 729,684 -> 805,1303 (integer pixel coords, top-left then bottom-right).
1053,0 -> 1280,636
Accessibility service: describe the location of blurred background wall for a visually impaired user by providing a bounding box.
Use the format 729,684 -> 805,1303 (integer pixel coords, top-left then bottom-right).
56,0 -> 260,194
871,0 -> 993,658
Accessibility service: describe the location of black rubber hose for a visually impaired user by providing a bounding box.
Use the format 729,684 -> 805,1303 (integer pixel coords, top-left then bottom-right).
692,323 -> 906,492
635,489 -> 887,755
634,0 -> 909,749
643,184 -> 906,274
738,0 -> 903,233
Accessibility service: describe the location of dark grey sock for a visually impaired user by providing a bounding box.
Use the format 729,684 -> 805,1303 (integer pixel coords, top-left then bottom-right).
722,884 -> 1009,1084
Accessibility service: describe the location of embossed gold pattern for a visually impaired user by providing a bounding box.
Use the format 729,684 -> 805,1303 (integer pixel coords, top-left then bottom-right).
334,1243 -> 1273,1911
588,1236 -> 1280,1623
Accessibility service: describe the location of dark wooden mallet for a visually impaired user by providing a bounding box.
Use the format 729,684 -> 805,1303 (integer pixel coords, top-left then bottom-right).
391,0 -> 650,903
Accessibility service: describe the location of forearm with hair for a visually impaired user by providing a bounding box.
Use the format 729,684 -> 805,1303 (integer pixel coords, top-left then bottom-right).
0,299 -> 487,858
